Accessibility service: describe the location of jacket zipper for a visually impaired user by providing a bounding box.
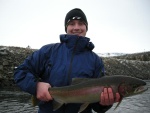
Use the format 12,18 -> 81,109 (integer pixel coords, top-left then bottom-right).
67,37 -> 79,84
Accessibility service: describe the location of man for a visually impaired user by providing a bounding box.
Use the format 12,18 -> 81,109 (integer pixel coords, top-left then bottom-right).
14,8 -> 120,113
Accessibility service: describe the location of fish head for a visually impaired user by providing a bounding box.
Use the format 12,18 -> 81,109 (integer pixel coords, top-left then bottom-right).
118,76 -> 148,97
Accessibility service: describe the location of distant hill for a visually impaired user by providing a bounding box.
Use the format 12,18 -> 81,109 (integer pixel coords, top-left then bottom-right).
0,46 -> 150,88
97,53 -> 126,57
113,52 -> 150,61
100,51 -> 150,79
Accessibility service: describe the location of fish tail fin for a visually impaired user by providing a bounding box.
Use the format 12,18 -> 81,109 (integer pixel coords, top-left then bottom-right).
31,95 -> 39,107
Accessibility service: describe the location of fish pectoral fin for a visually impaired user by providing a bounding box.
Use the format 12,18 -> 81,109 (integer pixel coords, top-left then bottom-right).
114,98 -> 123,110
53,100 -> 64,111
78,103 -> 90,113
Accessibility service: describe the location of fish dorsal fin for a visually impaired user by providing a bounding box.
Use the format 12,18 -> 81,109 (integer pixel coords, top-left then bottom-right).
71,78 -> 91,85
53,100 -> 64,111
78,103 -> 90,113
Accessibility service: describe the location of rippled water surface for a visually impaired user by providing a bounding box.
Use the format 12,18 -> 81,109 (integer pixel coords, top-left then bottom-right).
0,81 -> 150,113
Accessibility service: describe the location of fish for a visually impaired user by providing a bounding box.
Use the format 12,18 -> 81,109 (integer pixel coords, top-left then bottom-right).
32,75 -> 148,112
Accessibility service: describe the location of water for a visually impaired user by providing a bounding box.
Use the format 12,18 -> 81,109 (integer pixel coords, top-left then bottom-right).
0,90 -> 38,113
0,81 -> 150,113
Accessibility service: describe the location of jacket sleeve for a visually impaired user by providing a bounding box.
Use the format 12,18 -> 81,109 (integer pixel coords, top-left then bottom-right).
14,44 -> 53,95
91,55 -> 112,112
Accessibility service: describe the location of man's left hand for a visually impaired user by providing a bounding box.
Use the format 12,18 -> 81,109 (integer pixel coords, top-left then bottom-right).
100,87 -> 120,106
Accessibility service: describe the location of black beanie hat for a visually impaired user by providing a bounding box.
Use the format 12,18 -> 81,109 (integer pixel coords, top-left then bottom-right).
65,8 -> 88,32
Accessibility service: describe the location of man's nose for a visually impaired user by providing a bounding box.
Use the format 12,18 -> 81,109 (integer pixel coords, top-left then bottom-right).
74,24 -> 80,30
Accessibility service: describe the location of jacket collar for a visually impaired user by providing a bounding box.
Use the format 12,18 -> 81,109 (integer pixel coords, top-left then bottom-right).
60,34 -> 94,53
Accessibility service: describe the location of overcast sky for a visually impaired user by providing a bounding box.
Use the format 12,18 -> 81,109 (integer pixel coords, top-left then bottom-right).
0,0 -> 150,53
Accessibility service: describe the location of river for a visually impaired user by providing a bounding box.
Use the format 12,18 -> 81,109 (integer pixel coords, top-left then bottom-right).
0,80 -> 150,113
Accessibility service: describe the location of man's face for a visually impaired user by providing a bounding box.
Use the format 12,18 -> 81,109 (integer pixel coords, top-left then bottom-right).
66,20 -> 87,37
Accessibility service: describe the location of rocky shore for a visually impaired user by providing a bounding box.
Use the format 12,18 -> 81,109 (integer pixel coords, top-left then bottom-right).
0,46 -> 150,88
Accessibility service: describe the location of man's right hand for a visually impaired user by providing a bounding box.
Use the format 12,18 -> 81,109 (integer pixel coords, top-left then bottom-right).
36,82 -> 53,101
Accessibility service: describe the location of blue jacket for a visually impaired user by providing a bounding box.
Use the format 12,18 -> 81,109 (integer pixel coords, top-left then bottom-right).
14,34 -> 112,113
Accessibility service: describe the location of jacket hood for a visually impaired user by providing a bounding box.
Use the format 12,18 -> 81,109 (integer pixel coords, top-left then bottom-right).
60,34 -> 94,53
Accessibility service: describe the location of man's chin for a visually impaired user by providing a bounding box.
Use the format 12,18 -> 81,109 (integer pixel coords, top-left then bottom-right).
73,33 -> 85,37
68,33 -> 85,37
73,33 -> 81,36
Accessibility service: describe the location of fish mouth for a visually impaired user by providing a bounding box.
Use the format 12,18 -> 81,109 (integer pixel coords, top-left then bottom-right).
134,85 -> 148,94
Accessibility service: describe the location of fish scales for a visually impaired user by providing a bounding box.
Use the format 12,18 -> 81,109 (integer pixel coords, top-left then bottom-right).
50,85 -> 104,103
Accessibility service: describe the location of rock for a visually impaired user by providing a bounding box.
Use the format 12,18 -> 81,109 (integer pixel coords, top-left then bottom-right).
0,74 -> 2,79
3,61 -> 9,66
0,45 -> 150,88
0,47 -> 9,55
0,65 -> 3,70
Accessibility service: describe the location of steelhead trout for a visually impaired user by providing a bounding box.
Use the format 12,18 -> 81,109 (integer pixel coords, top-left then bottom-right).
33,75 -> 148,112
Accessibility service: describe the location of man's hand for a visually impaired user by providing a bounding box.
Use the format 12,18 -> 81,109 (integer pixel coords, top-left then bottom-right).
100,88 -> 120,106
36,82 -> 53,101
